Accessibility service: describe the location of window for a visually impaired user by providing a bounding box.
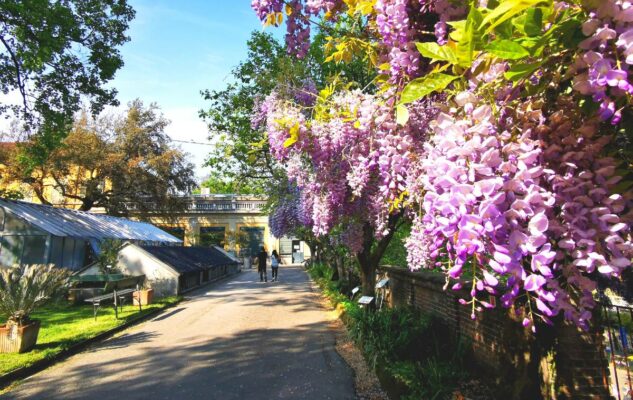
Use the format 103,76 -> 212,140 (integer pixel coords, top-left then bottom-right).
279,236 -> 293,255
21,236 -> 48,265
239,226 -> 265,257
159,226 -> 185,241
199,226 -> 225,247
0,235 -> 22,267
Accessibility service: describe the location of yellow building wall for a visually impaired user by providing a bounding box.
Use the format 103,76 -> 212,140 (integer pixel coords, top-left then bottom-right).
145,213 -> 311,261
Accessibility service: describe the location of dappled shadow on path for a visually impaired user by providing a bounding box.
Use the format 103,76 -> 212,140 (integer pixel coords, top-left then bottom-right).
184,266 -> 323,314
3,322 -> 354,400
2,265 -> 355,400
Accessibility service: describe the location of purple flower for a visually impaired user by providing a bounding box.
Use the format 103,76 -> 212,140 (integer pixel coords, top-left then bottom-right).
524,274 -> 546,291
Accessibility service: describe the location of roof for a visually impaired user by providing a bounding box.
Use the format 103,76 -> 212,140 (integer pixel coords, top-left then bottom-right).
140,245 -> 239,273
212,245 -> 242,263
0,198 -> 182,243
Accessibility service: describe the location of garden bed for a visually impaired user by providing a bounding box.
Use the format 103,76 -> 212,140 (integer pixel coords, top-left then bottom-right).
0,297 -> 179,376
307,263 -> 492,400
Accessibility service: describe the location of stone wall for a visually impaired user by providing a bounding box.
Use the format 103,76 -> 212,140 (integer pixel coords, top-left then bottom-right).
379,266 -> 612,400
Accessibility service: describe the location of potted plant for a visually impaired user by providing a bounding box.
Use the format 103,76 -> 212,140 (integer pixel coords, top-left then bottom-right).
133,284 -> 154,306
0,264 -> 69,353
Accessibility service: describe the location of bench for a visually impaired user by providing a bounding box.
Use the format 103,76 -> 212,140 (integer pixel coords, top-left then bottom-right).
85,287 -> 142,320
84,276 -> 145,320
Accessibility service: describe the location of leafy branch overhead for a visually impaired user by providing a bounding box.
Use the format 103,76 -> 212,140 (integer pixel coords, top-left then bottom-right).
0,0 -> 135,145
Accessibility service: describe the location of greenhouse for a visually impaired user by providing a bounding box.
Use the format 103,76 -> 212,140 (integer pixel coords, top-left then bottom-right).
0,198 -> 182,270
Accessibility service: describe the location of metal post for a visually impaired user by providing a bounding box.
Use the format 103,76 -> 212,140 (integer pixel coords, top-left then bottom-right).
114,288 -> 118,319
616,307 -> 632,392
137,284 -> 142,312
605,304 -> 622,400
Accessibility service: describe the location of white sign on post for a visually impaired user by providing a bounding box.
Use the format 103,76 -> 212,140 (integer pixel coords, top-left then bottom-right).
376,278 -> 389,289
358,296 -> 374,306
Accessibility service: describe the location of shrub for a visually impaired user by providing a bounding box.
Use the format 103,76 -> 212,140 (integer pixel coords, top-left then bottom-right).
0,264 -> 70,326
347,306 -> 469,399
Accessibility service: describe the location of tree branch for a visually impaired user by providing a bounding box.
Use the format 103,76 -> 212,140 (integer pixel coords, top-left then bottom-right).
0,34 -> 29,113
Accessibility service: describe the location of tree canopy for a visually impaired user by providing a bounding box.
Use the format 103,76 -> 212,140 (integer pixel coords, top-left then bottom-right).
0,0 -> 135,152
199,28 -> 376,195
1,100 -> 196,215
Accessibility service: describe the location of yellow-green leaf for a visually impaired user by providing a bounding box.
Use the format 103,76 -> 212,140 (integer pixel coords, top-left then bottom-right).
415,42 -> 458,64
485,39 -> 530,60
481,0 -> 550,34
396,104 -> 409,126
283,123 -> 300,148
504,61 -> 542,82
399,73 -> 458,105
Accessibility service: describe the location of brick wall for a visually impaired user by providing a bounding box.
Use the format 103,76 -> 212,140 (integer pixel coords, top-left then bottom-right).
380,266 -> 612,400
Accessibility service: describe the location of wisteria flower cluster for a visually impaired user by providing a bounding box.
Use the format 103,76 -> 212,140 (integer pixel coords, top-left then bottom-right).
406,92 -> 633,329
264,89 -> 413,249
269,186 -> 306,238
251,0 -> 633,330
572,0 -> 633,124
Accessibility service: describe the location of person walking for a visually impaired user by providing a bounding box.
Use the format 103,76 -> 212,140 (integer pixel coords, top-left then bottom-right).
257,246 -> 268,282
271,249 -> 282,282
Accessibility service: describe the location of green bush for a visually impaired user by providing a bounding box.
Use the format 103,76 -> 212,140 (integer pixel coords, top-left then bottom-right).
307,261 -> 333,280
308,261 -> 469,399
347,306 -> 430,368
347,306 -> 468,399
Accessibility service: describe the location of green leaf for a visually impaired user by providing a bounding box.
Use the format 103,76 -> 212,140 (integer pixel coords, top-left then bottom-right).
448,20 -> 466,42
399,73 -> 458,105
504,61 -> 542,82
494,19 -> 514,39
415,42 -> 458,64
484,39 -> 530,60
396,104 -> 409,126
457,7 -> 483,66
480,0 -> 551,34
524,8 -> 543,36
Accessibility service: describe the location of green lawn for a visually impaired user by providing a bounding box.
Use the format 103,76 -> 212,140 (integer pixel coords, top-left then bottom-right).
0,297 -> 180,376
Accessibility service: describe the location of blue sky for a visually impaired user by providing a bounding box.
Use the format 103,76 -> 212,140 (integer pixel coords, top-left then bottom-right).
110,1 -> 273,180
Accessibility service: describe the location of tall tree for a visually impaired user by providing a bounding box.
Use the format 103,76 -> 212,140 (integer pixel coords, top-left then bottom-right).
199,28 -> 375,194
197,172 -> 265,195
199,32 -> 288,192
2,100 -> 196,215
0,0 -> 135,158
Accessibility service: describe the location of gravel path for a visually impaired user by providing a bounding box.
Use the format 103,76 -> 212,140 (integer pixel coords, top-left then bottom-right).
2,266 -> 356,400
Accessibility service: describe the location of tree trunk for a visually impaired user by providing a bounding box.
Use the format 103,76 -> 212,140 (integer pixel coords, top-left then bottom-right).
359,262 -> 377,297
357,222 -> 376,297
335,254 -> 346,283
355,213 -> 402,298
307,241 -> 317,264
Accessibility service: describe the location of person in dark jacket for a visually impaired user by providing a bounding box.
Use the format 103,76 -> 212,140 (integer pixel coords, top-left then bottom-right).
257,246 -> 268,282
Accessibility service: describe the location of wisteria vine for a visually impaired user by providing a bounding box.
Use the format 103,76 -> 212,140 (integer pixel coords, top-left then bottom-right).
252,0 -> 633,330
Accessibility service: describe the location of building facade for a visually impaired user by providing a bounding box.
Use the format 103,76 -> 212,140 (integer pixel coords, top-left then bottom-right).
129,194 -> 310,263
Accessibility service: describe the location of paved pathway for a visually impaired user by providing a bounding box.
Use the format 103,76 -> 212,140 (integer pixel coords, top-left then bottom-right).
2,266 -> 356,400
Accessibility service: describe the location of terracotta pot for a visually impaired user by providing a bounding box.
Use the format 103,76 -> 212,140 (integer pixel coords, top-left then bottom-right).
133,288 -> 154,306
0,320 -> 41,353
